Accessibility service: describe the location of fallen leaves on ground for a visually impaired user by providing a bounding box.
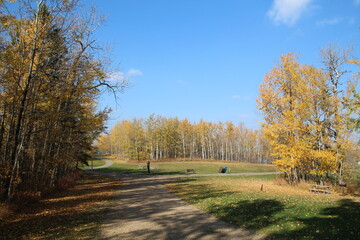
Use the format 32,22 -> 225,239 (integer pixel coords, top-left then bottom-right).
0,174 -> 121,240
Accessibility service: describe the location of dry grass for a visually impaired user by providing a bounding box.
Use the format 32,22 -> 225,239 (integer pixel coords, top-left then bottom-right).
202,176 -> 359,200
0,173 -> 121,240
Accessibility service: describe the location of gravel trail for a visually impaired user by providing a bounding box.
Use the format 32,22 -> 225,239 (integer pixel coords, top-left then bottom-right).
99,174 -> 267,240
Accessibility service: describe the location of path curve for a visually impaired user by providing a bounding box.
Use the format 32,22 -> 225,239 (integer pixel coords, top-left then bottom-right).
99,173 -> 269,240
88,159 -> 114,169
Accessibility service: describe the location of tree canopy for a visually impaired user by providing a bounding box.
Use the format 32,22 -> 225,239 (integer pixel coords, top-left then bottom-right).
257,50 -> 357,184
0,0 -> 125,201
97,114 -> 270,163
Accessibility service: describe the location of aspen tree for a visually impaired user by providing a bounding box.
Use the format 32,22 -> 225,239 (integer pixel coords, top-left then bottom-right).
0,0 -> 124,201
178,119 -> 192,158
100,115 -> 270,163
258,52 -> 353,184
320,45 -> 353,184
345,59 -> 360,133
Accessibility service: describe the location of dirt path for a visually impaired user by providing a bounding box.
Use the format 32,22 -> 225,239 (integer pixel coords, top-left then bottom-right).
92,159 -> 114,169
100,174 -> 266,240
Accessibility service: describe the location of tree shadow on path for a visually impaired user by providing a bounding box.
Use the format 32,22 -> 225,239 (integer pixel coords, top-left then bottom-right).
101,176 -> 265,240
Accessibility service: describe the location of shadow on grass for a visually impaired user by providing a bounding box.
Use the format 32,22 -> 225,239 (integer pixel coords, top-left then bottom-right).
205,196 -> 360,239
211,197 -> 360,239
0,174 -> 121,240
268,199 -> 360,240
173,178 -> 360,239
208,199 -> 284,230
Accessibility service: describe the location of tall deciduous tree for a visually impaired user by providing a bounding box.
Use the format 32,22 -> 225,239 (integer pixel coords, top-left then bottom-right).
346,59 -> 360,139
97,115 -> 270,163
0,0 -> 125,201
320,44 -> 353,183
257,52 -> 353,184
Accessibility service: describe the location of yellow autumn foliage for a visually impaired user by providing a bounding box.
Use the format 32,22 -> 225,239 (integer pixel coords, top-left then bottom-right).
258,53 -> 353,183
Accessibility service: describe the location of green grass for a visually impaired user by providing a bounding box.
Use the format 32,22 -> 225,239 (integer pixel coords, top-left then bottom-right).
167,175 -> 360,239
79,159 -> 106,169
350,164 -> 360,180
95,160 -> 278,175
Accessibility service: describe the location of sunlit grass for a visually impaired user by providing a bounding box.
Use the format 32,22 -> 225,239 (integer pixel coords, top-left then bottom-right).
95,158 -> 278,175
167,175 -> 360,239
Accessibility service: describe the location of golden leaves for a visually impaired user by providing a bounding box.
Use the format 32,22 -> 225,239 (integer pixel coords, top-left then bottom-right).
258,53 -> 353,182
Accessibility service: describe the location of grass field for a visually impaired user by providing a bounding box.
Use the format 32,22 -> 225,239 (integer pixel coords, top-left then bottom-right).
0,174 -> 121,240
167,175 -> 360,239
79,158 -> 106,169
95,158 -> 278,175
350,164 -> 360,182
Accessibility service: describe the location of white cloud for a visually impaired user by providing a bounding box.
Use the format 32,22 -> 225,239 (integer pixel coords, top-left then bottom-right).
232,95 -> 250,101
107,69 -> 142,83
316,17 -> 356,26
108,71 -> 126,83
348,17 -> 356,25
127,69 -> 143,76
354,0 -> 360,6
267,0 -> 313,26
238,114 -> 249,119
177,80 -> 188,85
316,17 -> 342,26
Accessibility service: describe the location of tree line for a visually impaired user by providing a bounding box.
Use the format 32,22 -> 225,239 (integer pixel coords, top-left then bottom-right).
97,114 -> 270,163
0,0 -> 124,202
257,46 -> 359,184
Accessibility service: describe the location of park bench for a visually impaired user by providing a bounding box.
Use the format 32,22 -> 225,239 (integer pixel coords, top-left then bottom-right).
310,185 -> 333,194
187,169 -> 196,174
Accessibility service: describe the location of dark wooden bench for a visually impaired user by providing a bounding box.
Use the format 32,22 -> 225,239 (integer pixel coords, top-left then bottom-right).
310,185 -> 332,194
187,169 -> 196,174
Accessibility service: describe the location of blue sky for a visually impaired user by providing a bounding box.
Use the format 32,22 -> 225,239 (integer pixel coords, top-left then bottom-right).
91,0 -> 360,130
